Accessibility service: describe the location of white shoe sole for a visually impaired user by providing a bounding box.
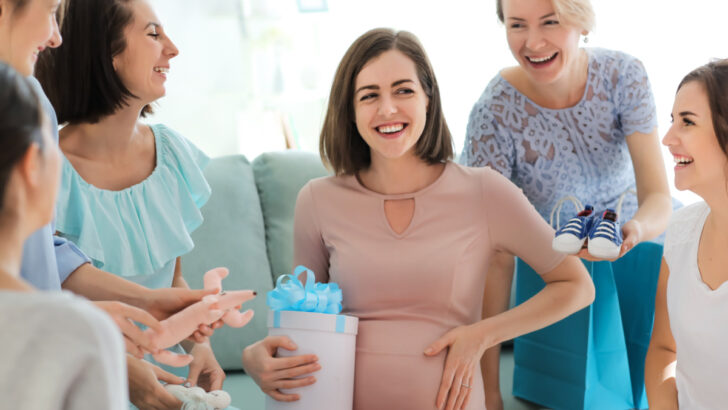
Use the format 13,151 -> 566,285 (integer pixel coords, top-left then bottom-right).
552,234 -> 586,254
588,237 -> 620,259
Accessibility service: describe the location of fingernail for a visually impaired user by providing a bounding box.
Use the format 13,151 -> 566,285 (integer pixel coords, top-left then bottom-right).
253,291 -> 257,296
424,348 -> 433,355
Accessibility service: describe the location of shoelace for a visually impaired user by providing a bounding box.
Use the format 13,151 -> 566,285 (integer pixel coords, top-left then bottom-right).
592,220 -> 617,240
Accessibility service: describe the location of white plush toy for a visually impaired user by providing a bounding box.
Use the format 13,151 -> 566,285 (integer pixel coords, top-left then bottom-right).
164,384 -> 232,410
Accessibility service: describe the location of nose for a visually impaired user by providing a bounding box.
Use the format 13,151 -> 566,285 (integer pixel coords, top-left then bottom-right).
377,94 -> 397,116
165,36 -> 179,59
525,27 -> 545,51
662,124 -> 677,147
46,17 -> 63,48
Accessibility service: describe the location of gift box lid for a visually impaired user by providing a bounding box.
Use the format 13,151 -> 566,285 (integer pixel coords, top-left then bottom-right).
267,310 -> 358,335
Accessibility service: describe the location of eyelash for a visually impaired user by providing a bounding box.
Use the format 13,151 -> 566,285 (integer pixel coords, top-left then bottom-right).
509,20 -> 559,29
359,88 -> 414,102
683,118 -> 695,126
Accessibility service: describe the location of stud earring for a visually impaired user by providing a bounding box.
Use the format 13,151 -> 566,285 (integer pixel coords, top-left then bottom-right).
583,35 -> 589,44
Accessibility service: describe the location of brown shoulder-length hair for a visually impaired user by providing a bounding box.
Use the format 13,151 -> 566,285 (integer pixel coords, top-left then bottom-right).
678,59 -> 728,159
319,28 -> 453,175
34,0 -> 152,125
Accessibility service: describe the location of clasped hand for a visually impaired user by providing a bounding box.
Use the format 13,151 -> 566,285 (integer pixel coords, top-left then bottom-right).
424,322 -> 492,410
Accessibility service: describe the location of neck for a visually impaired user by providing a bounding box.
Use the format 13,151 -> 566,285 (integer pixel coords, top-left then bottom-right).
65,103 -> 148,158
700,182 -> 728,238
525,48 -> 588,109
0,215 -> 34,292
359,152 -> 445,195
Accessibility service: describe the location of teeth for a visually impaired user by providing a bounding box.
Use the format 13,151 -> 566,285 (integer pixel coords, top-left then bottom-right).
528,54 -> 555,63
674,156 -> 693,164
378,124 -> 404,134
153,67 -> 169,74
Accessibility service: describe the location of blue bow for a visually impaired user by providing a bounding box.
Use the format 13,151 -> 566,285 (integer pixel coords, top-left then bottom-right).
267,266 -> 342,314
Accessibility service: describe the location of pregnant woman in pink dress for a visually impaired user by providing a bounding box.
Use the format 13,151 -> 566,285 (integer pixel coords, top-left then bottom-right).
242,28 -> 595,410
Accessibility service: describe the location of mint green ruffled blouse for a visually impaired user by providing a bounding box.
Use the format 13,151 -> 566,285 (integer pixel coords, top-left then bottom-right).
55,124 -> 211,289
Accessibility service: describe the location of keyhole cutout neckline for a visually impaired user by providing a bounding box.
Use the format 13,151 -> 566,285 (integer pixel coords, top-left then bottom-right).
353,162 -> 450,238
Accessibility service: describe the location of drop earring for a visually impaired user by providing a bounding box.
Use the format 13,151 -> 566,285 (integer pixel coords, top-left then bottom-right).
583,35 -> 589,44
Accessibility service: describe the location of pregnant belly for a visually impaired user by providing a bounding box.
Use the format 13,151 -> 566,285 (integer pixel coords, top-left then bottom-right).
353,320 -> 485,410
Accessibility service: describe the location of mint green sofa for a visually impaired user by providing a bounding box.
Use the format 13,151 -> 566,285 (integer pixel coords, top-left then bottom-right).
181,150 -> 329,409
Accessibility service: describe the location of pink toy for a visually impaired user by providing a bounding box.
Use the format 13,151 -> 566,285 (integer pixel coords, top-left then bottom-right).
146,267 -> 256,367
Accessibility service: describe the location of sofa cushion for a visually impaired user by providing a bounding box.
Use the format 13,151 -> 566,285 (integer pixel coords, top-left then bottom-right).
252,151 -> 329,281
182,155 -> 273,371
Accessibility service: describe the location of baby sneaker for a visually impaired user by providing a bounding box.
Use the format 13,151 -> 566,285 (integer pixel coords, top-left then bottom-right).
552,205 -> 595,254
587,208 -> 622,259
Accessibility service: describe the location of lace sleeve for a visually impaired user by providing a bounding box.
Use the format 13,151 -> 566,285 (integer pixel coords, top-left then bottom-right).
615,55 -> 658,137
461,99 -> 514,179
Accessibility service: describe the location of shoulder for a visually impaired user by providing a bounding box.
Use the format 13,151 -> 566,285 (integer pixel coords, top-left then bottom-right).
589,48 -> 648,82
451,163 -> 514,194
0,292 -> 119,346
151,123 -> 210,169
298,175 -> 353,203
665,202 -> 709,247
471,73 -> 513,113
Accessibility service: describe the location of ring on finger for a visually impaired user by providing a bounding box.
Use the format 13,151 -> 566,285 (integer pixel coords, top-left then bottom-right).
461,383 -> 471,389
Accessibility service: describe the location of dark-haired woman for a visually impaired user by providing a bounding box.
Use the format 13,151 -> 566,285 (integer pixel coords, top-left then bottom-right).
0,61 -> 128,410
645,59 -> 728,409
36,0 -> 223,408
242,28 -> 595,410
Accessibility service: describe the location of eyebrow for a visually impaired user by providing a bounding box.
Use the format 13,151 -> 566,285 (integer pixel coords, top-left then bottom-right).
145,22 -> 161,30
355,79 -> 414,95
679,111 -> 698,117
508,13 -> 556,21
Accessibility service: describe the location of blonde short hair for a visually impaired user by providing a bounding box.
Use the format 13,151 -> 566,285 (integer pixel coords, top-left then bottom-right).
497,0 -> 595,33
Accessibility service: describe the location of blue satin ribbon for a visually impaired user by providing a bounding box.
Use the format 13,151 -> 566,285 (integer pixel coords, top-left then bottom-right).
267,265 -> 342,314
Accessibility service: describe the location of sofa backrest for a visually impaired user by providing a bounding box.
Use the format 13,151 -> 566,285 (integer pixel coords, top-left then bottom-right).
182,151 -> 329,371
252,151 -> 329,281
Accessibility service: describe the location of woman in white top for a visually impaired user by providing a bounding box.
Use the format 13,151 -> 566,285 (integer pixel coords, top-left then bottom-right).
0,62 -> 127,409
645,59 -> 728,408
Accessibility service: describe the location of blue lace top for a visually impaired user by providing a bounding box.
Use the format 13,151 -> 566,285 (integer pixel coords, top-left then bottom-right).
461,48 -> 657,225
55,124 -> 211,289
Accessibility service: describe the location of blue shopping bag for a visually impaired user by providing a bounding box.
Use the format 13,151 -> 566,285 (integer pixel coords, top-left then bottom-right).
513,258 -> 633,410
611,242 -> 663,410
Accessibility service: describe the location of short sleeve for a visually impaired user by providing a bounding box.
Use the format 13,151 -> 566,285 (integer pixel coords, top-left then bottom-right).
54,235 -> 90,283
482,170 -> 565,274
293,182 -> 330,283
460,94 -> 514,179
615,55 -> 658,136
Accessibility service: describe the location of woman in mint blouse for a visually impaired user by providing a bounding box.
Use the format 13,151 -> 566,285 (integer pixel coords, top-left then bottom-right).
36,0 -> 225,408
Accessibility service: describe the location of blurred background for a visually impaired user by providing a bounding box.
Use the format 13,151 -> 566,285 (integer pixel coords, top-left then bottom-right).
149,0 -> 726,206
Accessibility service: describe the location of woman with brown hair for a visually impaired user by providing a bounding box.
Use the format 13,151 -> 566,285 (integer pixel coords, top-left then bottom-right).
646,59 -> 728,409
242,28 -> 595,410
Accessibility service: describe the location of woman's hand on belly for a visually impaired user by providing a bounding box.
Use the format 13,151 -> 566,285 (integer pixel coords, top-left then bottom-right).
241,335 -> 321,402
424,323 -> 490,410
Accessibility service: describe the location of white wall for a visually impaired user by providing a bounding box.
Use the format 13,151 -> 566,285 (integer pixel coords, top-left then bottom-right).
151,0 -> 726,205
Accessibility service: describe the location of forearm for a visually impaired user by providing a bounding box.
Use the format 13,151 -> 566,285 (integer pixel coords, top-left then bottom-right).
62,263 -> 151,307
172,257 -> 188,289
645,345 -> 678,409
476,257 -> 593,346
480,252 -> 514,393
630,191 -> 673,242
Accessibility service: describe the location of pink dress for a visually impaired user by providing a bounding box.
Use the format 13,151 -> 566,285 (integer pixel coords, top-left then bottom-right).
294,162 -> 564,409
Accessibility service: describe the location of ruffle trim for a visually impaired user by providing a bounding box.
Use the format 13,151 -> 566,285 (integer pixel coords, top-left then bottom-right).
55,124 -> 211,277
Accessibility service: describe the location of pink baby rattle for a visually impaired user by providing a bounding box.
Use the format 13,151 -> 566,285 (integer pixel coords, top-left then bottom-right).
145,267 -> 256,366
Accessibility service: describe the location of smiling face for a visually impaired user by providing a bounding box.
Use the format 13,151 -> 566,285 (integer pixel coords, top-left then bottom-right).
662,81 -> 728,195
112,0 -> 177,105
0,0 -> 62,76
353,50 -> 429,165
502,0 -> 583,85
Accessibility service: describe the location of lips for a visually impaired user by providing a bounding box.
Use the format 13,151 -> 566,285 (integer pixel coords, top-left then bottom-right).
673,154 -> 694,168
375,122 -> 408,138
525,52 -> 558,67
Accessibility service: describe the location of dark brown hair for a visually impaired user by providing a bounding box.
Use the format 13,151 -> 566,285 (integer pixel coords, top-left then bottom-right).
678,59 -> 728,158
319,28 -> 453,175
35,0 -> 152,124
0,62 -> 45,208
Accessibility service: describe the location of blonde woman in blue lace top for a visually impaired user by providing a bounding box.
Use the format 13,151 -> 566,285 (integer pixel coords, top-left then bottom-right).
460,0 -> 674,407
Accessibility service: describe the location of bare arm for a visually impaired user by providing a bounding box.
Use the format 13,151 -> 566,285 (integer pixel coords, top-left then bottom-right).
624,128 -> 672,247
645,258 -> 678,409
480,251 -> 514,410
62,262 -> 153,306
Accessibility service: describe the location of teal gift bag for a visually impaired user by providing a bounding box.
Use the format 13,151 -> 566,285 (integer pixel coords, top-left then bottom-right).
512,258 -> 633,410
611,242 -> 663,409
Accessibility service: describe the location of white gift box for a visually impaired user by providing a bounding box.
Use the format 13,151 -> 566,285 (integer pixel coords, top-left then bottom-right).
265,310 -> 358,410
